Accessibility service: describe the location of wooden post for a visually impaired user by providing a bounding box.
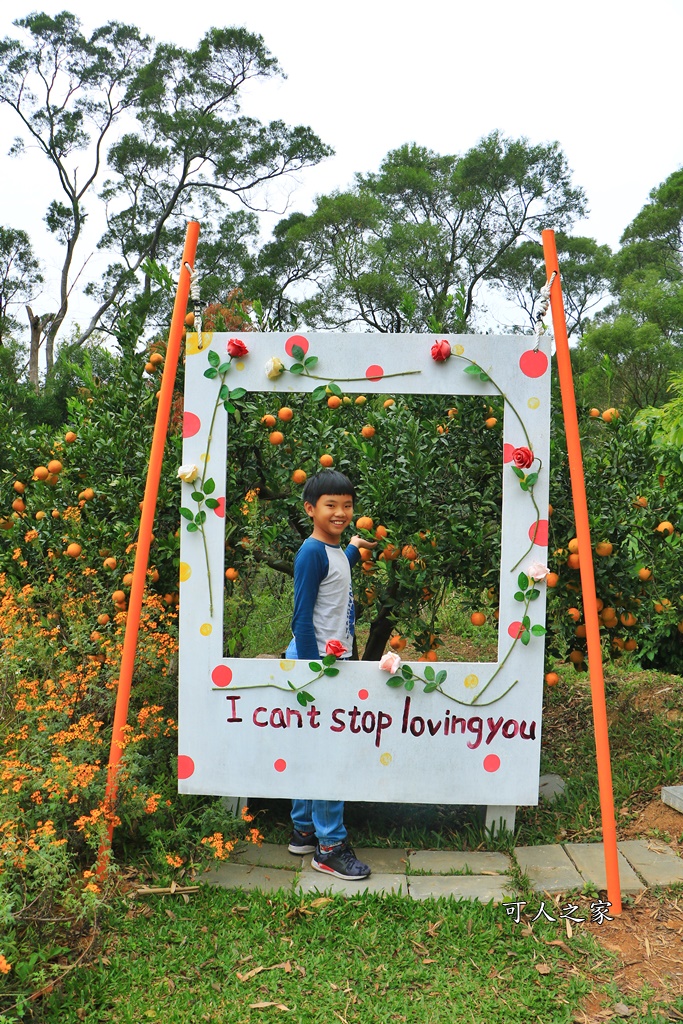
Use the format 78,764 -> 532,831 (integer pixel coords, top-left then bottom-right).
97,222 -> 200,874
542,229 -> 622,915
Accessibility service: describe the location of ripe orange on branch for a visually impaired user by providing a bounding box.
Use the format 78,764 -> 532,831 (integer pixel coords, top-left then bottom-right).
34,466 -> 49,480
545,672 -> 560,686
655,521 -> 674,535
292,470 -> 307,484
269,431 -> 284,445
261,414 -> 277,428
355,516 -> 374,531
66,543 -> 82,558
470,612 -> 486,627
319,454 -> 334,467
595,541 -> 613,556
278,407 -> 293,421
361,425 -> 375,439
47,460 -> 62,474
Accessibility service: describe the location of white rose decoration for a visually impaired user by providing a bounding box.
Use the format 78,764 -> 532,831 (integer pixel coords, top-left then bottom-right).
177,464 -> 199,484
265,356 -> 285,380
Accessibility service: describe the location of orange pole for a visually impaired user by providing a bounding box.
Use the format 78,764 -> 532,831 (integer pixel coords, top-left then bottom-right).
542,229 -> 621,915
97,222 -> 200,873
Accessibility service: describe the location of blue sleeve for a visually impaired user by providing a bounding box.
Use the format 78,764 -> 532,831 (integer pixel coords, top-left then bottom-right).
291,541 -> 328,659
345,544 -> 361,569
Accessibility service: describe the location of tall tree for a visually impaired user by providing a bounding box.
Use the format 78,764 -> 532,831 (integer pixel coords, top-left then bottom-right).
248,134 -> 586,333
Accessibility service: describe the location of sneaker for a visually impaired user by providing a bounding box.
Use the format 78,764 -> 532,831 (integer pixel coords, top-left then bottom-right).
288,828 -> 316,855
311,842 -> 371,880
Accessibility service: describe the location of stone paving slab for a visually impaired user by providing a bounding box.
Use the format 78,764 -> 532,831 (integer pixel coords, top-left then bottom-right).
203,862 -> 297,893
618,839 -> 683,887
354,848 -> 408,873
564,843 -> 643,894
408,874 -> 514,902
232,842 -> 303,870
297,871 -> 406,896
514,844 -> 584,893
662,786 -> 683,815
409,850 -> 510,874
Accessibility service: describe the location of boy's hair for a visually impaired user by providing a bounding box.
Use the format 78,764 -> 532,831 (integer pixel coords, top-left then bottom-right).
302,469 -> 356,506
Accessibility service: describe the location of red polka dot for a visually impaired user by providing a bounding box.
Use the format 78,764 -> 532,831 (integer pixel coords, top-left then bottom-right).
365,365 -> 384,381
508,621 -> 525,639
529,519 -> 549,546
503,443 -> 515,463
213,496 -> 225,518
285,335 -> 309,357
274,758 -> 287,773
212,665 -> 233,687
178,755 -> 195,779
183,411 -> 201,437
358,689 -> 369,700
519,350 -> 549,378
483,754 -> 500,773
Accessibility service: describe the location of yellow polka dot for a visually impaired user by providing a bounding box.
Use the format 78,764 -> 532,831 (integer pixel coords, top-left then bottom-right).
185,331 -> 214,356
235,360 -> 245,371
179,562 -> 192,582
527,397 -> 540,410
454,344 -> 464,355
200,452 -> 210,463
464,673 -> 479,689
279,659 -> 296,671
200,622 -> 212,636
379,752 -> 393,766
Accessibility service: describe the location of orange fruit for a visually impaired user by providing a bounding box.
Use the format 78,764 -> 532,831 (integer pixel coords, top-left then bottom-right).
150,352 -> 164,366
225,568 -> 239,581
81,488 -> 95,501
596,598 -> 604,612
103,557 -> 117,570
567,607 -> 581,622
620,611 -> 637,627
355,516 -> 374,531
425,650 -> 438,662
46,473 -> 59,486
35,510 -> 46,520
361,562 -> 376,574
602,408 -> 620,422
470,611 -> 486,627
436,424 -> 447,435
568,650 -> 584,664
380,543 -> 399,561
11,498 -> 25,513
589,408 -> 601,418
548,504 -> 554,517
51,509 -> 60,519
633,496 -> 648,508
185,312 -> 195,327
34,466 -> 49,480
292,469 -> 307,484
122,572 -> 134,586
269,431 -> 285,445
364,588 -> 376,603
66,542 -> 82,558
567,553 -> 580,570
568,538 -> 579,553
261,414 -> 277,427
361,425 -> 375,439
545,572 -> 559,587
656,521 -> 674,535
97,613 -> 110,626
354,396 -> 367,405
595,541 -> 613,556
545,672 -> 560,686
144,361 -> 155,373
47,460 -> 62,474
64,431 -> 77,443
319,454 -> 334,467
278,406 -> 294,421
575,624 -> 587,638
13,481 -> 25,494
484,417 -> 497,428
383,398 -> 395,408
638,567 -> 652,581
327,396 -> 342,409
624,639 -> 637,651
358,547 -> 373,562
447,408 -> 458,418
402,545 -> 417,560
389,636 -> 407,652
612,637 -> 625,650
374,525 -> 388,540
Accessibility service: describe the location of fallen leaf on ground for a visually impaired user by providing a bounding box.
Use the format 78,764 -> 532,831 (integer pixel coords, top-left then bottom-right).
535,964 -> 552,975
249,1002 -> 290,1011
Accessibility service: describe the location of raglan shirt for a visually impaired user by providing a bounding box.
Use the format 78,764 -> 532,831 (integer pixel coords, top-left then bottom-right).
291,537 -> 361,659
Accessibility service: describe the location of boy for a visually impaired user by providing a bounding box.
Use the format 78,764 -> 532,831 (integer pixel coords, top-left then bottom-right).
285,469 -> 375,880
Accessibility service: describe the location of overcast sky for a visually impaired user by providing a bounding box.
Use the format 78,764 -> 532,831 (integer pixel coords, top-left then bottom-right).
1,0 -> 682,335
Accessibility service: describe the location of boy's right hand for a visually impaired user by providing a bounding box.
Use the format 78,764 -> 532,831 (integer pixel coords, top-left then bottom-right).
349,535 -> 378,549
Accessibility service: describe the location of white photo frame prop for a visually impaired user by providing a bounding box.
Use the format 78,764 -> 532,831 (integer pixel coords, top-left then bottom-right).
178,332 -> 551,808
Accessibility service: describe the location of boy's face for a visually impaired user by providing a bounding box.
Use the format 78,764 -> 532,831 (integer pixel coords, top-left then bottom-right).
304,492 -> 354,545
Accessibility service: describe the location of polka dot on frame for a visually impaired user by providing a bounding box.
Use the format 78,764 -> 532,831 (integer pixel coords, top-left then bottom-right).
274,758 -> 287,773
179,562 -> 192,582
483,754 -> 500,773
519,349 -> 549,378
235,360 -> 245,371
358,689 -> 369,700
279,659 -> 295,671
212,665 -> 233,687
200,452 -> 210,462
464,673 -> 478,689
178,755 -> 195,779
503,443 -> 515,463
508,621 -> 524,640
528,397 -> 540,410
213,496 -> 225,518
183,411 -> 201,438
379,752 -> 392,766
200,623 -> 212,636
365,364 -> 383,381
454,344 -> 464,355
529,519 -> 549,547
285,334 -> 309,357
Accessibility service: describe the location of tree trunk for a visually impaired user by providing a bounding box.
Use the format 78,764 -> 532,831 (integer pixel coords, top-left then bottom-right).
361,604 -> 395,661
26,305 -> 42,391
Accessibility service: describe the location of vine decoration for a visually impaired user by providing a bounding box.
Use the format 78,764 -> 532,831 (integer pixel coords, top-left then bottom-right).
266,342 -> 421,397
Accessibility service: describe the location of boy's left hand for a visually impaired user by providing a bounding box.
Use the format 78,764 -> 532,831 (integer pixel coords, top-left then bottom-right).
349,535 -> 378,549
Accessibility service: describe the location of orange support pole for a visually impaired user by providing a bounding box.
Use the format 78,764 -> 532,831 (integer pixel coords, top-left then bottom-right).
542,229 -> 621,915
98,222 -> 200,874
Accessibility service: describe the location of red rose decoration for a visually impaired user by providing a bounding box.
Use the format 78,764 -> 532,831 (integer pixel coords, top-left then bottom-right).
512,446 -> 534,469
227,338 -> 249,358
325,639 -> 347,658
431,339 -> 451,362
